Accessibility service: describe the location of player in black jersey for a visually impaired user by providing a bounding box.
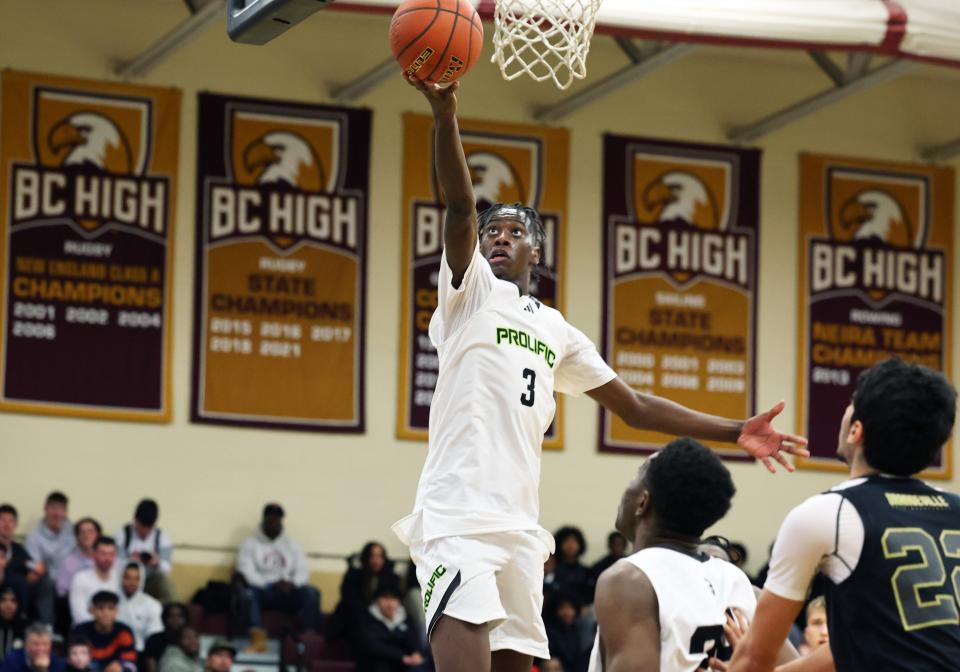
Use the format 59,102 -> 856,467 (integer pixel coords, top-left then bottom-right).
729,358 -> 959,672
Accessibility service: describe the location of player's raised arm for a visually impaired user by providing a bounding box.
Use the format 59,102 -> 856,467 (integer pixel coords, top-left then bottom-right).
404,74 -> 476,286
586,378 -> 809,473
594,561 -> 661,672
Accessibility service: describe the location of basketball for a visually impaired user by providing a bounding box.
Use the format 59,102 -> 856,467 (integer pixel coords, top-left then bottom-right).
389,0 -> 484,84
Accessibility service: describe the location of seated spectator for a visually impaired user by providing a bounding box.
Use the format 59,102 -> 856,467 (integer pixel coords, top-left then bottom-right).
141,604 -> 188,672
117,564 -> 162,652
544,593 -> 589,672
0,585 -> 26,656
70,591 -> 136,672
115,501 -> 175,604
587,532 -> 627,596
157,628 -> 201,672
356,586 -> 425,672
544,526 -> 591,609
0,623 -> 65,672
0,505 -> 47,623
800,596 -> 829,656
57,520 -> 102,601
330,542 -> 401,646
70,539 -> 119,626
728,541 -> 749,569
65,636 -> 92,672
235,503 -> 321,650
202,642 -> 234,672
25,493 -> 73,626
0,552 -> 28,630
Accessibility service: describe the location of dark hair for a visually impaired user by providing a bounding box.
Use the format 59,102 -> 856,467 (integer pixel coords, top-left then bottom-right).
75,517 -> 103,540
729,542 -> 748,565
124,561 -> 141,574
700,535 -> 734,563
45,492 -> 68,507
373,585 -> 402,600
134,499 -> 159,527
477,203 -> 547,271
262,503 -> 285,519
607,531 -> 627,548
645,438 -> 736,538
67,634 -> 91,650
554,526 -> 587,558
93,536 -> 116,549
550,591 -> 582,617
851,359 -> 956,476
91,590 -> 119,606
161,602 -> 190,627
0,504 -> 18,519
360,542 -> 388,572
0,584 -> 19,604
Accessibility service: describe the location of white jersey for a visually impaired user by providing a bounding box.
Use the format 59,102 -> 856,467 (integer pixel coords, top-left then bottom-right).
393,243 -> 616,545
589,547 -> 757,672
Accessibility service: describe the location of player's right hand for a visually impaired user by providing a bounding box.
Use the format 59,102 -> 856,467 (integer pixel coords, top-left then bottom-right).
403,72 -> 458,118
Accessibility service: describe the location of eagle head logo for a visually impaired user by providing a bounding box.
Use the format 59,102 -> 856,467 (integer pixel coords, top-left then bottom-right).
243,131 -> 325,192
839,189 -> 913,248
642,171 -> 719,230
47,112 -> 132,174
467,151 -> 526,212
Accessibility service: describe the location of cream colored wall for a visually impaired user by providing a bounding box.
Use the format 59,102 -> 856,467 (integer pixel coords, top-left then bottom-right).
1,1 -> 959,588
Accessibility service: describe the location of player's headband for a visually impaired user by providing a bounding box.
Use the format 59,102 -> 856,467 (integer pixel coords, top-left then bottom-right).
485,204 -> 529,225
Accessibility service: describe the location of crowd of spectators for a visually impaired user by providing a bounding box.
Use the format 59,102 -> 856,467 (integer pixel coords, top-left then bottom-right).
0,493 -> 830,672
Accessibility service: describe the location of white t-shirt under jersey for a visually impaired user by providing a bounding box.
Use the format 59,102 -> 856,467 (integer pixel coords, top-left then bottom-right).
393,243 -> 616,545
589,547 -> 757,672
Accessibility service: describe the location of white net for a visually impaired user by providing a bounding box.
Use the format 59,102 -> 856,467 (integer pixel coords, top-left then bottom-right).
492,0 -> 603,90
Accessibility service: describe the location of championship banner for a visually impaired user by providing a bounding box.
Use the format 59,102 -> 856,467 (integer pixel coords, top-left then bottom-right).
600,135 -> 760,456
0,70 -> 180,421
191,93 -> 369,431
797,154 -> 954,479
397,113 -> 568,448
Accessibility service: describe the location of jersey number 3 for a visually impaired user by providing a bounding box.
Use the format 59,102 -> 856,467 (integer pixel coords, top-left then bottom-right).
882,528 -> 960,631
520,369 -> 536,407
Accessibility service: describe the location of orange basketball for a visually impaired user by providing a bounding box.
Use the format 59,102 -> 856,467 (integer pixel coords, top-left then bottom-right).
389,0 -> 484,84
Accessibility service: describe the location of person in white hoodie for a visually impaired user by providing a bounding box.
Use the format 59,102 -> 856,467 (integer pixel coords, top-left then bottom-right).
235,504 -> 321,649
115,500 -> 176,603
69,537 -> 119,626
118,562 -> 163,652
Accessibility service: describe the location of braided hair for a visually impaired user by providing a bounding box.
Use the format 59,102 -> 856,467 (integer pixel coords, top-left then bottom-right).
477,203 -> 547,274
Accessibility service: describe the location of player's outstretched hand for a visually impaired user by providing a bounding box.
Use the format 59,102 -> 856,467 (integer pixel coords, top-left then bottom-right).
403,72 -> 458,118
707,608 -> 749,671
737,400 -> 810,474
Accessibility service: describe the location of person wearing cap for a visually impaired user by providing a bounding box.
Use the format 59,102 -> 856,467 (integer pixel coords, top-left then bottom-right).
357,585 -> 426,672
203,642 -> 235,672
234,504 -> 321,651
70,591 -> 137,672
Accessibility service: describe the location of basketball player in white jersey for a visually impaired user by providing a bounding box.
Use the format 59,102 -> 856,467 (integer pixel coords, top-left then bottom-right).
590,439 -> 757,672
394,75 -> 808,672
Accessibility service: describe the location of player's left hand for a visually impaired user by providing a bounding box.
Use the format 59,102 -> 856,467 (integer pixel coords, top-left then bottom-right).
708,608 -> 750,671
738,400 -> 809,474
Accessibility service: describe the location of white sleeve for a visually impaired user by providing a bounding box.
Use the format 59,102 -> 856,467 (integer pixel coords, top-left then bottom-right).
290,540 -> 310,586
727,569 -> 758,622
430,242 -> 495,346
236,538 -> 266,588
70,572 -> 91,624
554,323 -> 617,397
764,493 -> 863,601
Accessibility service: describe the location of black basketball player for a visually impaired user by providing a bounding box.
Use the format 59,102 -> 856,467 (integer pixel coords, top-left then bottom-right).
729,358 -> 960,672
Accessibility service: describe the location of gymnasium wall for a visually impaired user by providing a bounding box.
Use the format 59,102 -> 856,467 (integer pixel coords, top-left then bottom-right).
2,2 -> 959,599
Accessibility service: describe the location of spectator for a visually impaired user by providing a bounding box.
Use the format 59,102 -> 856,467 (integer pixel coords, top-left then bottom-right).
544,527 -> 591,609
587,532 -> 627,595
156,628 -> 201,672
799,596 -> 829,656
0,505 -> 48,623
0,623 -> 65,672
57,520 -> 102,600
202,642 -> 234,672
235,503 -> 321,650
544,593 -> 589,672
65,637 -> 92,672
331,542 -> 401,646
117,564 -> 162,652
70,591 -> 136,672
115,501 -> 175,604
69,538 -> 119,626
25,493 -> 74,608
728,541 -> 749,569
0,585 -> 26,656
0,552 -> 28,621
356,586 -> 425,672
141,604 -> 188,672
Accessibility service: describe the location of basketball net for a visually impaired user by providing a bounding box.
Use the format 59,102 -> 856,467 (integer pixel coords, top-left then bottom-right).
492,0 -> 603,90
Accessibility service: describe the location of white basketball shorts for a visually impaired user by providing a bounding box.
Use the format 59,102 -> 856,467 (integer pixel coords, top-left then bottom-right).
410,530 -> 553,659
